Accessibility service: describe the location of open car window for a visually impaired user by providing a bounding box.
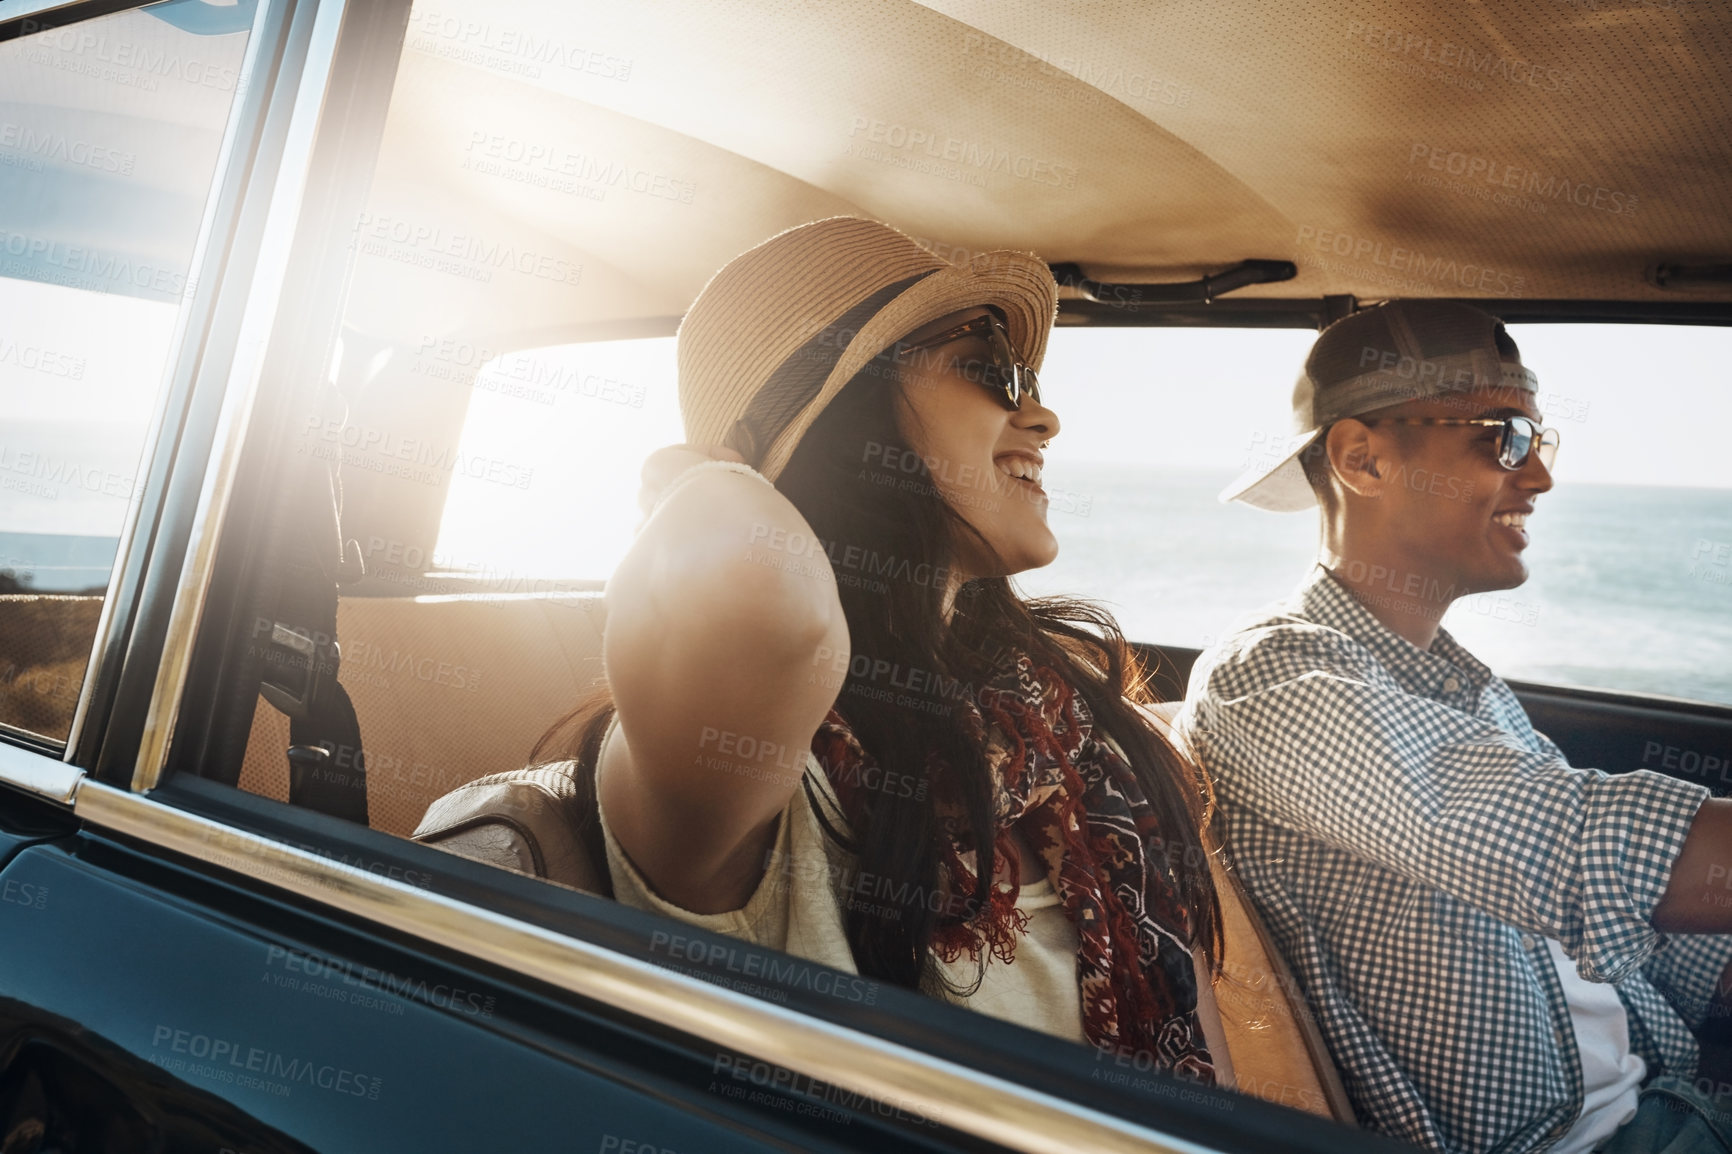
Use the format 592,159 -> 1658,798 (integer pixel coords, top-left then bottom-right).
152,1 -> 1374,1137
1015,322 -> 1732,707
0,2 -> 253,745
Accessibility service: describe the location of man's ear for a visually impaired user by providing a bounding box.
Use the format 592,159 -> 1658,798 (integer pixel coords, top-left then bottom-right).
1326,420 -> 1383,499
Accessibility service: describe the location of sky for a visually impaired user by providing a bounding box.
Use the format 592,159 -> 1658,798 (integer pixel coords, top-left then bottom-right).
1034,322 -> 1732,486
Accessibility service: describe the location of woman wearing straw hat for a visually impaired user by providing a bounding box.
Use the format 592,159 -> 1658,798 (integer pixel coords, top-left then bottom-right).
418,217 -> 1342,1106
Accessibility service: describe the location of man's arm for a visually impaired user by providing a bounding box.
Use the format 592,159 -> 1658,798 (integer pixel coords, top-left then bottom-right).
1644,800 -> 1732,1035
1183,626 -> 1723,983
1654,798 -> 1732,933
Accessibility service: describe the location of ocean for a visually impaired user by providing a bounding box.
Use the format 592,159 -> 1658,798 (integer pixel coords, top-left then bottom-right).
3,466 -> 1727,707
1016,465 -> 1732,707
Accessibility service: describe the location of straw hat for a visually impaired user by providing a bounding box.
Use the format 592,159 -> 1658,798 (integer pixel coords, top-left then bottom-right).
677,217 -> 1059,481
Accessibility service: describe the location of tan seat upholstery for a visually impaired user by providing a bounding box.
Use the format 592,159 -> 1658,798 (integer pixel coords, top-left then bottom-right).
238,592 -> 605,837
1145,699 -> 1355,1124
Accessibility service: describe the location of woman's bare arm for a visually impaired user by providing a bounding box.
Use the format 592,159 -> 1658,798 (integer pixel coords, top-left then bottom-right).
597,458 -> 849,913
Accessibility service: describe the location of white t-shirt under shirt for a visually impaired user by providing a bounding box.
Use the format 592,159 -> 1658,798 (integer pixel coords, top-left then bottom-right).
1544,937 -> 1645,1152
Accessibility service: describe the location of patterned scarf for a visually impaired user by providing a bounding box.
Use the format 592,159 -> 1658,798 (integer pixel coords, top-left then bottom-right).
810,654 -> 1216,1083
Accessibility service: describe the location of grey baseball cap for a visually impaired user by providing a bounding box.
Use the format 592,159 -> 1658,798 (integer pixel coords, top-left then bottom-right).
1221,300 -> 1540,512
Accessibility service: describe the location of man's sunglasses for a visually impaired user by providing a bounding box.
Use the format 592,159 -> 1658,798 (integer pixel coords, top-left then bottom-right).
892,313 -> 1040,410
1360,415 -> 1561,471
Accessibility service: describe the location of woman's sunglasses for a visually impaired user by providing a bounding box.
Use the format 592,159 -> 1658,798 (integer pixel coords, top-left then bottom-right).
1361,414 -> 1561,471
892,313 -> 1040,410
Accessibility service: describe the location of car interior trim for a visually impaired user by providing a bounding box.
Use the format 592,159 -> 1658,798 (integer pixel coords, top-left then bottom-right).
73,778 -> 1216,1154
129,0 -> 349,794
0,745 -> 84,807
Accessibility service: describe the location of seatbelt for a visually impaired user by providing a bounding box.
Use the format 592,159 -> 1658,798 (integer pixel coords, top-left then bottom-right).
258,352 -> 372,823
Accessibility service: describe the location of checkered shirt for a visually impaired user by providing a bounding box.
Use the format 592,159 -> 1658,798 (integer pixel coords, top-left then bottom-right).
1178,567 -> 1732,1153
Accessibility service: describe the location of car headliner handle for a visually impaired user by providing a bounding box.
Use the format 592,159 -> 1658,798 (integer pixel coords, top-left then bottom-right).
1050,260 -> 1298,304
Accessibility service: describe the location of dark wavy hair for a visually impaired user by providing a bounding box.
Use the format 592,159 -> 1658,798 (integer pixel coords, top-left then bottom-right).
535,348 -> 1222,992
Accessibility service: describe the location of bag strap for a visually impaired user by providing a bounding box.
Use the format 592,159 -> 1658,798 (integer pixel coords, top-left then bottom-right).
412,763 -> 611,897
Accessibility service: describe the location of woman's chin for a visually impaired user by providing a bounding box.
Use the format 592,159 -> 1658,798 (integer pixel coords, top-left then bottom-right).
954,522 -> 1060,580
1005,534 -> 1061,574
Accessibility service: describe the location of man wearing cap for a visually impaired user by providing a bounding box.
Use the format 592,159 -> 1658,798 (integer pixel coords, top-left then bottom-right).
1178,299 -> 1732,1153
